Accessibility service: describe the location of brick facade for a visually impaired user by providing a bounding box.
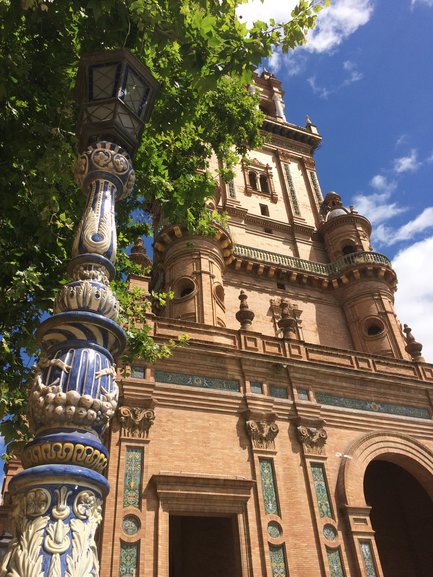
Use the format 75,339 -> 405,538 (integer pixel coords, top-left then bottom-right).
100,71 -> 433,577
3,71 -> 433,577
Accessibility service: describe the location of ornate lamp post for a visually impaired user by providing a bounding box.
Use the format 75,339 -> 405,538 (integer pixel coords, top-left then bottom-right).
1,50 -> 158,577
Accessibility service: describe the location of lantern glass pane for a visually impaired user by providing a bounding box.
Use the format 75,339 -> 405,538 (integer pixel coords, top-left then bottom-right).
86,102 -> 116,122
121,66 -> 150,118
89,63 -> 121,101
117,109 -> 136,131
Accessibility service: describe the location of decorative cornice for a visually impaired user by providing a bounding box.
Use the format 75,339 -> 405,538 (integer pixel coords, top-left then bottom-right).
319,212 -> 371,235
263,118 -> 322,151
244,214 -> 292,234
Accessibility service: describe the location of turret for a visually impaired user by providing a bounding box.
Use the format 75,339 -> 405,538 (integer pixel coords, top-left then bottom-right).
152,224 -> 232,327
319,192 -> 410,360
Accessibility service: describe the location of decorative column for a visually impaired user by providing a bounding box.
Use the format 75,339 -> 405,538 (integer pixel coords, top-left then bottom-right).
0,49 -> 158,577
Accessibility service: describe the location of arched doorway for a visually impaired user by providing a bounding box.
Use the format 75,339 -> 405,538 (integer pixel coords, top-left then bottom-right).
364,459 -> 433,577
337,431 -> 433,577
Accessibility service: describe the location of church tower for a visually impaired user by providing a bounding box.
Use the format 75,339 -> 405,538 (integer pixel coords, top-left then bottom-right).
97,70 -> 433,577
3,71 -> 432,577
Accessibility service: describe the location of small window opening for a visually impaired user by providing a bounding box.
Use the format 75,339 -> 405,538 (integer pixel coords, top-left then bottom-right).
260,174 -> 270,193
260,204 -> 269,216
214,284 -> 225,303
250,381 -> 263,394
180,286 -> 193,298
228,180 -> 236,198
264,227 -> 273,234
342,244 -> 356,255
175,277 -> 195,299
249,171 -> 258,189
277,282 -> 286,290
367,324 -> 383,336
365,318 -> 385,337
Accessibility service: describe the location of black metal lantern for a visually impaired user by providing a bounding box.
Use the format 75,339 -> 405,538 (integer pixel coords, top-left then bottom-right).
75,49 -> 159,156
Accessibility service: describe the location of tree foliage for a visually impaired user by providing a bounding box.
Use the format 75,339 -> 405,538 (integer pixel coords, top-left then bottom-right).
0,0 -> 325,444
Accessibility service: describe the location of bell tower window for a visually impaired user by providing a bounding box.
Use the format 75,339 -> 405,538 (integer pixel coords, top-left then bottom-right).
260,174 -> 270,193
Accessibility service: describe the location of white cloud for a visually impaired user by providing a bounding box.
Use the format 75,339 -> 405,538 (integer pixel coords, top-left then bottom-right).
237,0 -> 374,78
370,174 -> 397,193
393,149 -> 421,173
386,208 -> 433,245
395,134 -> 407,147
268,50 -> 283,73
305,0 -> 374,53
353,175 -> 404,227
237,0 -> 299,25
411,0 -> 433,7
307,59 -> 363,98
393,236 -> 433,362
307,75 -> 330,99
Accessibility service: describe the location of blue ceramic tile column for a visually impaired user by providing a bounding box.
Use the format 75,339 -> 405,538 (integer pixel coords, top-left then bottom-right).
1,141 -> 133,577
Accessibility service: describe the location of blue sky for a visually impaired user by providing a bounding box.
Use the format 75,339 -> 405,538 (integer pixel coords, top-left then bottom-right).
239,0 -> 433,361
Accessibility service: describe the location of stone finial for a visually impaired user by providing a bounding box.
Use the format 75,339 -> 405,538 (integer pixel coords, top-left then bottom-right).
277,299 -> 298,339
236,290 -> 255,330
305,114 -> 312,126
403,324 -> 425,362
130,237 -> 152,269
324,191 -> 343,211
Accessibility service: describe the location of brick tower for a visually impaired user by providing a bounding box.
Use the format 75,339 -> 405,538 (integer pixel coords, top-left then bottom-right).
3,71 -> 433,577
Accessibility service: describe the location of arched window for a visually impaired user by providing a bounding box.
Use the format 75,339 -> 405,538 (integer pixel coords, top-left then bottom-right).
260,174 -> 270,193
249,171 -> 258,190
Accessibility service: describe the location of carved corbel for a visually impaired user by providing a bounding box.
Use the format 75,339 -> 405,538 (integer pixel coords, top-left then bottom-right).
296,418 -> 327,456
119,402 -> 156,439
245,411 -> 279,450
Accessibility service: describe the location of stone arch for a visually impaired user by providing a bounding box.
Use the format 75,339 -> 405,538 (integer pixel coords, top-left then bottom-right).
338,430 -> 433,507
337,431 -> 433,577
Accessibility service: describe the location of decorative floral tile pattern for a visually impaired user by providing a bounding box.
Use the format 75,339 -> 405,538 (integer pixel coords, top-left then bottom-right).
269,386 -> 288,399
131,365 -> 145,379
267,521 -> 282,538
122,515 -> 140,535
316,392 -> 430,420
309,171 -> 323,205
323,524 -> 338,541
311,463 -> 333,519
283,164 -> 300,216
251,381 -> 264,394
297,388 -> 309,401
360,541 -> 377,577
119,541 -> 139,577
123,447 -> 143,508
326,547 -> 345,577
269,545 -> 288,577
259,458 -> 280,515
155,370 -> 239,392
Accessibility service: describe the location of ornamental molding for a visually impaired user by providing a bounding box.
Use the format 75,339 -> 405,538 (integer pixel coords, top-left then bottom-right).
296,418 -> 328,456
244,214 -> 292,235
119,403 -> 156,439
245,411 -> 279,450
